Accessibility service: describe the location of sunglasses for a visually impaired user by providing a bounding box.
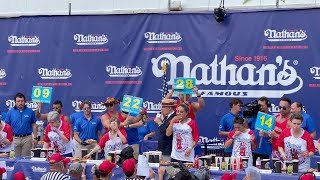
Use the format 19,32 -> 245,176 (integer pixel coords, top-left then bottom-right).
105,103 -> 114,107
279,106 -> 287,110
83,107 -> 91,111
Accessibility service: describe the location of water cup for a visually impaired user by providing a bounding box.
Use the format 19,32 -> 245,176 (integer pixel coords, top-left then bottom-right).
261,159 -> 270,169
292,159 -> 299,173
274,161 -> 281,173
242,157 -> 249,169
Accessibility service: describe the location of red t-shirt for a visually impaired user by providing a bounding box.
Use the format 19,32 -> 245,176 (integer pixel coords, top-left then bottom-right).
175,101 -> 195,120
105,112 -> 125,132
272,114 -> 289,150
44,121 -> 72,154
0,123 -> 14,152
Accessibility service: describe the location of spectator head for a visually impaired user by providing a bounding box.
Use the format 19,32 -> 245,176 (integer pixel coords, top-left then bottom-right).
194,168 -> 210,180
14,92 -> 26,110
117,146 -> 135,167
69,162 -> 84,179
299,172 -> 316,180
47,111 -> 60,128
14,171 -> 26,180
91,164 -> 101,180
172,170 -> 193,180
98,160 -> 116,179
49,153 -> 70,173
122,158 -> 136,177
52,100 -> 63,114
221,173 -> 237,180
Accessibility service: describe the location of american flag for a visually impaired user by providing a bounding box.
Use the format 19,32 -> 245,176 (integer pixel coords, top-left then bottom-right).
162,72 -> 169,98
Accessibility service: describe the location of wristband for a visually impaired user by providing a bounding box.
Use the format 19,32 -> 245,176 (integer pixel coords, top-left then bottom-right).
34,138 -> 38,140
197,94 -> 201,97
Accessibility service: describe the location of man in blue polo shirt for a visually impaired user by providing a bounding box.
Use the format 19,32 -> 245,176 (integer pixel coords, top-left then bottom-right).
219,98 -> 243,156
291,101 -> 316,139
5,92 -> 37,156
74,100 -> 103,158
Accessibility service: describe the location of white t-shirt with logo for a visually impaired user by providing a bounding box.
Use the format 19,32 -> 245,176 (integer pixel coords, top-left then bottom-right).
171,119 -> 199,163
98,129 -> 128,158
227,129 -> 256,166
0,123 -> 14,152
44,121 -> 73,155
276,128 -> 315,172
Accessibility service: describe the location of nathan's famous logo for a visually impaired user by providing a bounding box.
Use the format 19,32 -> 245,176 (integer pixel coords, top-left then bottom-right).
32,166 -> 47,172
0,69 -> 6,79
310,66 -> 320,79
144,32 -> 182,44
151,53 -> 303,98
6,100 -> 38,111
106,65 -> 142,77
264,29 -> 307,42
143,101 -> 161,114
38,68 -> 72,79
74,34 -> 108,45
72,100 -> 106,113
8,35 -> 40,46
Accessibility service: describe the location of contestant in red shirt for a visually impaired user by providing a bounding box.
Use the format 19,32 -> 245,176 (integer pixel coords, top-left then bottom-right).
0,119 -> 14,153
84,117 -> 127,159
43,111 -> 73,157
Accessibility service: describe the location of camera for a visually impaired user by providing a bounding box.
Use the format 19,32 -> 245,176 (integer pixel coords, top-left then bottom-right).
243,100 -> 261,118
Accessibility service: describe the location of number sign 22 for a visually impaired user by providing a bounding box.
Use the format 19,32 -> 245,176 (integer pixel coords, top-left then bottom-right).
121,95 -> 143,115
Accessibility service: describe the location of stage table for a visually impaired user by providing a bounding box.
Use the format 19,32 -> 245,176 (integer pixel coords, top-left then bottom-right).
139,140 -> 203,156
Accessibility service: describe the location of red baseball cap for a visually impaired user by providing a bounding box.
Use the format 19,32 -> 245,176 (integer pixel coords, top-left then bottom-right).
122,158 -> 136,174
300,173 -> 315,180
221,173 -> 237,180
14,171 -> 26,180
99,160 -> 116,175
49,153 -> 69,165
0,167 -> 6,175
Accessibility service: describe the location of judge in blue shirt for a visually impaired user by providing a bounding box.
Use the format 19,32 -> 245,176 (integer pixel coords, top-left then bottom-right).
74,100 -> 103,158
291,101 -> 316,139
5,92 -> 37,156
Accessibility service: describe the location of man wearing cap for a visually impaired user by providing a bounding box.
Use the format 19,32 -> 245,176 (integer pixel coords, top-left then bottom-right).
74,101 -> 103,158
5,92 -> 38,156
122,158 -> 138,179
98,160 -> 116,180
101,97 -> 144,132
69,162 -> 86,180
40,153 -> 69,180
165,86 -> 205,120
154,99 -> 176,161
14,172 -> 26,180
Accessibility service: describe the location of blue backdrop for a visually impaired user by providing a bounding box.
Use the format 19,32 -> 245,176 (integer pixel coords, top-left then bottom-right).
0,9 -> 319,146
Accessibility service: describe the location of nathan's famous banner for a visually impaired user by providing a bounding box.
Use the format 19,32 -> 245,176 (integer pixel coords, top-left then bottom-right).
0,9 -> 319,147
